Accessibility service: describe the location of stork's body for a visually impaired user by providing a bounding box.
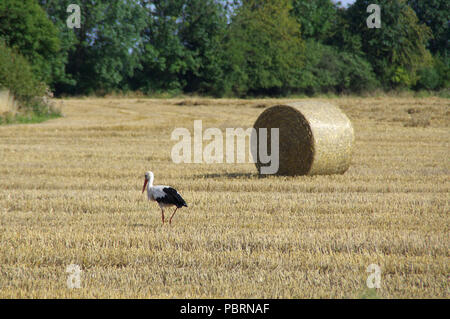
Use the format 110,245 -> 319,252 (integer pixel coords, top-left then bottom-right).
142,171 -> 187,224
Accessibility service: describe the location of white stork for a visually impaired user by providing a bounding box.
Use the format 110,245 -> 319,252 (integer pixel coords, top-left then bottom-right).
142,171 -> 188,224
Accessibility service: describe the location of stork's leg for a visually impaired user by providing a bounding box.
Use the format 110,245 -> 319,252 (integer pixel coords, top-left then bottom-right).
169,207 -> 178,225
161,209 -> 165,224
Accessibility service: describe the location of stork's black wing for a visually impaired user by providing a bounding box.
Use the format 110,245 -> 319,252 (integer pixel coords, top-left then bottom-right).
157,187 -> 188,208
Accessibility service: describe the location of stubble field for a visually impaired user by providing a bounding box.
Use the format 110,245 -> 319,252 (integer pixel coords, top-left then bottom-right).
0,97 -> 448,298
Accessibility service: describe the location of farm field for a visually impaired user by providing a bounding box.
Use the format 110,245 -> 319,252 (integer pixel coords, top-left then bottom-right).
0,97 -> 448,298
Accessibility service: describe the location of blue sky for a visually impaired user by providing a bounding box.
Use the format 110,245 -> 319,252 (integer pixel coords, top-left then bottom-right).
333,0 -> 357,7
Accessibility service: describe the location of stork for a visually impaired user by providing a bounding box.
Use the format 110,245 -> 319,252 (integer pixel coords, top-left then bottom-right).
142,171 -> 188,224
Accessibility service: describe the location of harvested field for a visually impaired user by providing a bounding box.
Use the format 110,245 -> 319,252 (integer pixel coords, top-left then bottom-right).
0,97 -> 448,298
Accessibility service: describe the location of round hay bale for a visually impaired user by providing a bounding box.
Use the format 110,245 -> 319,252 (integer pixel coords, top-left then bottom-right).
253,101 -> 354,176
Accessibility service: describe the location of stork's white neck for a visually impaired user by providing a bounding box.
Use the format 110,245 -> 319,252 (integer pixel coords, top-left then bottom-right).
148,172 -> 154,187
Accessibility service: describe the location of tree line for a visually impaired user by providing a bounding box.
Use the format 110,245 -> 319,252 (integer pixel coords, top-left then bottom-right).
0,0 -> 448,100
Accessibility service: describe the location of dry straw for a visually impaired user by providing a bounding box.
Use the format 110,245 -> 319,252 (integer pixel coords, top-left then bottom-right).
0,89 -> 18,116
253,101 -> 354,176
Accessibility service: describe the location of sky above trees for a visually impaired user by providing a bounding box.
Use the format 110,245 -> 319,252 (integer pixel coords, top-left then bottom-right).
333,0 -> 356,7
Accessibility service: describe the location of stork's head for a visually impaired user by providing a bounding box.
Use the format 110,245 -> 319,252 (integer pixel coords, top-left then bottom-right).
142,171 -> 154,193
144,171 -> 153,180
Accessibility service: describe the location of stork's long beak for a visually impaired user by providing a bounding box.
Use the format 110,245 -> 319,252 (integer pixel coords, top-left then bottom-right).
142,178 -> 148,194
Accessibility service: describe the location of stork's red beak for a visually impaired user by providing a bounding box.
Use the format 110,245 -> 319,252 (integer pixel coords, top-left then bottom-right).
142,178 -> 148,194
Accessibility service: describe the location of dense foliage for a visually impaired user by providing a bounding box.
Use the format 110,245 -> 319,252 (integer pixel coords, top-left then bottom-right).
223,0 -> 304,96
38,0 -> 148,95
291,0 -> 337,41
0,0 -> 64,85
132,0 -> 228,95
0,41 -> 46,106
0,0 -> 448,98
407,0 -> 449,57
298,40 -> 378,94
346,0 -> 433,88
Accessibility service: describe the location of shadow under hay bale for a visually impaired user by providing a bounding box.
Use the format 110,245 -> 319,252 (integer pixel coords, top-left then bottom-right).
175,100 -> 203,106
253,103 -> 267,109
253,102 -> 354,176
194,172 -> 265,179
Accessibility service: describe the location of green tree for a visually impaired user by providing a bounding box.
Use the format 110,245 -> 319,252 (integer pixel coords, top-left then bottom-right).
134,0 -> 189,93
346,0 -> 432,88
291,0 -> 337,42
178,0 -> 228,95
135,0 -> 227,95
407,0 -> 449,57
0,41 -> 45,107
224,0 -> 304,96
0,0 -> 64,86
327,7 -> 364,55
299,40 -> 378,94
39,0 -> 148,95
407,0 -> 449,91
415,55 -> 449,91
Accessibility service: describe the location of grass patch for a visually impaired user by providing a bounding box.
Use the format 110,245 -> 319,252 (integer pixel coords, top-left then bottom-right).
437,88 -> 450,99
0,97 -> 62,125
0,111 -> 61,125
357,288 -> 381,299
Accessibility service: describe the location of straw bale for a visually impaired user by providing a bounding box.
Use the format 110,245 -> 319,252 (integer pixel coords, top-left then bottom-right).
253,101 -> 354,175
